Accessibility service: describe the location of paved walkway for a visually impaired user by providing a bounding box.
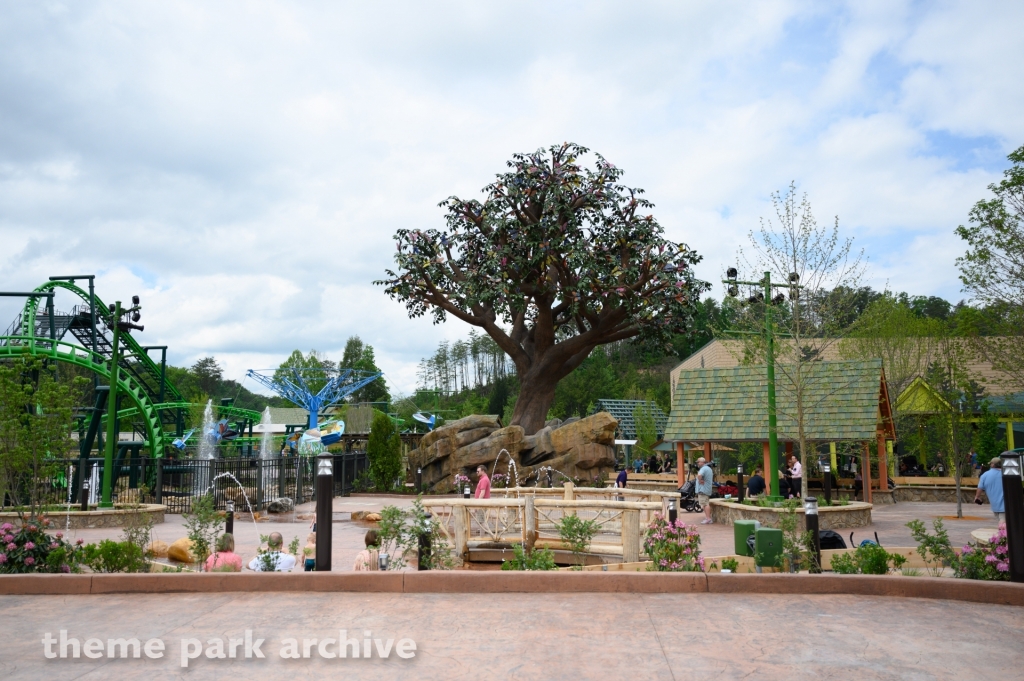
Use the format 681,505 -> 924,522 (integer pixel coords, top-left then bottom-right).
1,591 -> 1019,680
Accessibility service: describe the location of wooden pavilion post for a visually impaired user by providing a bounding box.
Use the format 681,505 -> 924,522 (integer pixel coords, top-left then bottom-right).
703,442 -> 712,463
861,441 -> 872,504
675,441 -> 685,488
877,432 -> 889,493
762,441 -> 770,480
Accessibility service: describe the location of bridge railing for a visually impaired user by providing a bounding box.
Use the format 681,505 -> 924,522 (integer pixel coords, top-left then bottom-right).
421,488 -> 669,563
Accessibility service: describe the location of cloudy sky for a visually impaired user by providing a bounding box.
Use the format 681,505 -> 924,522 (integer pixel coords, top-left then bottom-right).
1,1 -> 1021,394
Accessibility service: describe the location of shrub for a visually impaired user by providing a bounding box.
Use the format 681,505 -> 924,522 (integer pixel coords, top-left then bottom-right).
906,518 -> 955,576
0,520 -> 84,574
82,539 -> 147,573
367,410 -> 403,492
644,513 -> 704,572
184,494 -> 222,570
501,543 -> 557,571
831,543 -> 906,575
557,514 -> 599,570
721,557 -> 739,572
955,526 -> 1010,581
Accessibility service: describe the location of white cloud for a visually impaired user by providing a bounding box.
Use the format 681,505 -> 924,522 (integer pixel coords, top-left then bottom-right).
0,0 -> 1020,392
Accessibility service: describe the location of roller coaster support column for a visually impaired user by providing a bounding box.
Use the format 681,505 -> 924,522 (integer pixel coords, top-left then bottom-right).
101,301 -> 124,508
50,275 -> 97,388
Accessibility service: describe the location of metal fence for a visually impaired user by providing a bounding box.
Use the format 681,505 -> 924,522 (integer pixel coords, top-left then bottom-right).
10,452 -> 369,515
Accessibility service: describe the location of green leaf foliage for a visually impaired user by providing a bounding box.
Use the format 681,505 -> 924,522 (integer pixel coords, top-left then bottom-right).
367,410 -> 403,492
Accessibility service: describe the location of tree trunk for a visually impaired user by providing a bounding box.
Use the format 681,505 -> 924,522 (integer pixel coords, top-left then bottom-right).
510,373 -> 558,435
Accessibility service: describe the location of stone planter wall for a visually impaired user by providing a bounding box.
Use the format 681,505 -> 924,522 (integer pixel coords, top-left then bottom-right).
893,487 -> 975,503
0,504 -> 166,529
709,499 -> 872,529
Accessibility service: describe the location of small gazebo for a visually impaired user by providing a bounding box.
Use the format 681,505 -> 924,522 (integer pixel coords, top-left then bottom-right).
664,359 -> 895,501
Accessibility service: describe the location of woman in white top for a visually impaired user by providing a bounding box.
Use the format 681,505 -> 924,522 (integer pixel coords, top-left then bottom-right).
787,455 -> 802,498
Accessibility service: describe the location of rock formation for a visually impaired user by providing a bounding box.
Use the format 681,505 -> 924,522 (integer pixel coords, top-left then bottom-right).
408,412 -> 618,492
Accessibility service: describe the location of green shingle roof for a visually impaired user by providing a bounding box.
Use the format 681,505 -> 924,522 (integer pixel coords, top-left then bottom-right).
592,399 -> 668,439
665,359 -> 889,442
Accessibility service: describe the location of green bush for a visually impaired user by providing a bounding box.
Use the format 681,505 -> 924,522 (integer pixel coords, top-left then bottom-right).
557,514 -> 599,570
831,543 -> 906,575
82,539 -> 147,573
501,543 -> 557,571
367,410 -> 403,492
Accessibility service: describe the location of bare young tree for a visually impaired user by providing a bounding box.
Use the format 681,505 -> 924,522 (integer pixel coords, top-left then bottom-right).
732,183 -> 866,497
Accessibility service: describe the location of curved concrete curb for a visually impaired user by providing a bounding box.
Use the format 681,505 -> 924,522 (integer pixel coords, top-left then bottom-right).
1,572 -> 1022,606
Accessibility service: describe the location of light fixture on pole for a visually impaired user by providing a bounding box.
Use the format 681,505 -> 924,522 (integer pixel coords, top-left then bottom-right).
1001,451 -> 1024,583
737,463 -> 745,503
804,496 -> 821,573
225,500 -> 235,535
315,454 -> 333,571
821,461 -> 832,506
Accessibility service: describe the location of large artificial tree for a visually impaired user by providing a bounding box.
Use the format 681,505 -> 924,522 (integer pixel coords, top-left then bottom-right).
377,143 -> 708,434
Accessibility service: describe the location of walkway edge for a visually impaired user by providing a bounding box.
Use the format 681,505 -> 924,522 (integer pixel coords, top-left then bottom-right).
0,572 -> 1021,606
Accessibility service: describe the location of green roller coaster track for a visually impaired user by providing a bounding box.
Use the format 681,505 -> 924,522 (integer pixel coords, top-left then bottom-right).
19,280 -> 184,403
0,336 -> 167,458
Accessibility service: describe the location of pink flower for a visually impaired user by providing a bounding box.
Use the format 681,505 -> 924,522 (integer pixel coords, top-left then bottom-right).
60,565 -> 70,573
24,542 -> 35,550
997,562 -> 1009,572
75,539 -> 84,545
27,525 -> 36,532
985,554 -> 998,564
24,557 -> 35,566
50,543 -> 59,550
961,545 -> 973,554
0,523 -> 11,531
5,543 -> 14,551
2,535 -> 12,543
0,553 -> 6,564
55,532 -> 63,539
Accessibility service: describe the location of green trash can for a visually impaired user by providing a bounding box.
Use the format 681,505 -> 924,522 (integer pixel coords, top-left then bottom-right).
754,528 -> 784,568
734,520 -> 759,556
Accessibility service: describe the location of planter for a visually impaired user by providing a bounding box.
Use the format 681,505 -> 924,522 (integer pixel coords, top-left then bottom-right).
709,499 -> 872,529
0,504 -> 166,530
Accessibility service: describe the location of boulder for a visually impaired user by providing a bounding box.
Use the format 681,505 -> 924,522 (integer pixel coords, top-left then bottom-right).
450,426 -> 524,471
364,512 -> 382,522
146,540 -> 169,558
550,412 -> 617,453
520,426 -> 555,465
167,537 -> 195,564
418,414 -> 501,450
265,497 -> 294,514
559,416 -> 580,428
544,418 -> 562,429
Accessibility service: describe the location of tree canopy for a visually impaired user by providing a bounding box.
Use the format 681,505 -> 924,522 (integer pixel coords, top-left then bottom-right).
378,142 -> 708,433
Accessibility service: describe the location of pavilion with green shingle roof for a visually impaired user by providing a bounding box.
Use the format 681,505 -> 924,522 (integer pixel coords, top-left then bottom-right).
664,359 -> 895,501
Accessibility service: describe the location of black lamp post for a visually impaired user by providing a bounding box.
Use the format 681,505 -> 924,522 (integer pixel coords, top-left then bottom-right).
668,498 -> 677,524
737,463 -> 745,503
416,467 -> 423,494
225,500 -> 234,536
805,496 -> 821,573
1001,451 -> 1024,583
315,454 -> 333,571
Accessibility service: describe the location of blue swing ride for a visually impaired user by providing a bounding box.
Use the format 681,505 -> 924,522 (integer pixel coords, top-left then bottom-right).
245,366 -> 382,454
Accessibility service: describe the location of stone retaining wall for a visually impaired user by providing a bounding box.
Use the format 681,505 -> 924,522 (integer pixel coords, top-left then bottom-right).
893,487 -> 976,503
0,572 -> 1021,607
709,499 -> 872,529
0,504 -> 166,529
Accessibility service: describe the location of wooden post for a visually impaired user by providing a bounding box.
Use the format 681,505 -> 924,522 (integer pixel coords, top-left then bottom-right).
524,495 -> 536,552
622,509 -> 640,563
703,442 -> 712,463
877,433 -> 889,492
563,481 -> 574,501
676,441 -> 685,488
862,442 -> 872,504
763,441 -> 771,480
454,505 -> 469,561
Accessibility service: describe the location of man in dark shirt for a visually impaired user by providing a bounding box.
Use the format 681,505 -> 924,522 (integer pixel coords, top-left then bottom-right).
615,467 -> 628,488
747,467 -> 766,497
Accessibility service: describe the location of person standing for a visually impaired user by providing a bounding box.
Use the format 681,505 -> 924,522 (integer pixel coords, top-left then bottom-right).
615,467 -> 628,489
974,457 -> 1006,524
788,455 -> 802,498
696,457 -> 714,525
474,465 -> 491,499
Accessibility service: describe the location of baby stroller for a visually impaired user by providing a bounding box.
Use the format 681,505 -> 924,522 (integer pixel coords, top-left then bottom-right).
678,479 -> 702,513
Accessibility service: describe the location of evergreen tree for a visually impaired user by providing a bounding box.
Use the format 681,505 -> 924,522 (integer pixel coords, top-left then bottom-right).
367,410 -> 402,491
